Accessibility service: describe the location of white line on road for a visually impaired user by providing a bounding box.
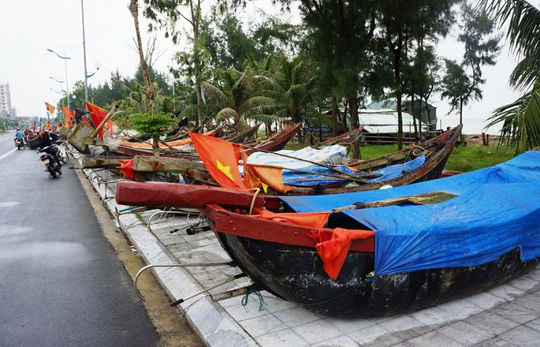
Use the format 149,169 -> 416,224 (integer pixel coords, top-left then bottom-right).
0,148 -> 17,162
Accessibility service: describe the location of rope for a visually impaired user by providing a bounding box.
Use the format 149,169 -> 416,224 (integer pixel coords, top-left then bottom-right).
241,285 -> 266,312
248,188 -> 261,215
410,143 -> 432,157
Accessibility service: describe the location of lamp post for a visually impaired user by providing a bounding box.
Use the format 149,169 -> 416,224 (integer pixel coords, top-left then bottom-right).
81,0 -> 89,105
47,49 -> 71,109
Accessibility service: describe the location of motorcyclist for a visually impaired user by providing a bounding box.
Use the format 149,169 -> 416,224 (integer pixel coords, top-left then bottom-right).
15,128 -> 26,145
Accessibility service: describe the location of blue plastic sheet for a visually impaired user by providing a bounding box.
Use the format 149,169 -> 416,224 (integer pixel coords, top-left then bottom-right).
280,151 -> 540,275
281,155 -> 426,187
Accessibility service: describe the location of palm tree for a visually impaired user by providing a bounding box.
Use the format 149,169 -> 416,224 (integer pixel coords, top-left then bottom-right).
481,0 -> 540,152
201,69 -> 254,130
248,57 -> 318,140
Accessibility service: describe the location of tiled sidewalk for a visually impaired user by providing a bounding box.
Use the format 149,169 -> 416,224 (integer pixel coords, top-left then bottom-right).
80,163 -> 540,347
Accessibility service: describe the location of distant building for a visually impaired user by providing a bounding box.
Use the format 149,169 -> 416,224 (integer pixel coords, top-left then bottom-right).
366,99 -> 437,131
0,83 -> 13,117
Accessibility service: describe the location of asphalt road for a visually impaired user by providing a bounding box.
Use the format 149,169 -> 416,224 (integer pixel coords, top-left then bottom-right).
0,131 -> 158,346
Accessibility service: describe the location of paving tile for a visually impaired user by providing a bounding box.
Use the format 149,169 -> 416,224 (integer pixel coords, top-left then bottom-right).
411,306 -> 457,327
407,331 -> 464,347
464,311 -> 519,335
292,319 -> 342,344
348,325 -> 401,347
224,297 -> 269,322
257,329 -> 309,347
379,315 -> 432,340
513,294 -> 540,313
327,316 -> 388,334
506,276 -> 540,292
523,268 -> 540,282
437,321 -> 494,345
486,284 -> 524,301
526,318 -> 540,332
238,313 -> 286,337
259,292 -> 297,313
493,300 -> 539,324
437,299 -> 483,321
499,325 -> 540,346
473,337 -> 519,347
313,335 -> 359,347
464,291 -> 505,310
274,306 -> 322,327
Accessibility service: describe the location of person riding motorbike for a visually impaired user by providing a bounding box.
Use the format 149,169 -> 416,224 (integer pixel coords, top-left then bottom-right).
15,128 -> 26,145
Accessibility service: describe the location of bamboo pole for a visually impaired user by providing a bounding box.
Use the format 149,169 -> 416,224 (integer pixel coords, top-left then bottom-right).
88,100 -> 121,139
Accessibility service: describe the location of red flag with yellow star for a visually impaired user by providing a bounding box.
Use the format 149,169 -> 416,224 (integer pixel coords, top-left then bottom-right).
86,101 -> 112,138
45,102 -> 56,117
189,132 -> 248,190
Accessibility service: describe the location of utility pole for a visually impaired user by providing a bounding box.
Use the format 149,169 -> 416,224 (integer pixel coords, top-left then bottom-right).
81,0 -> 89,107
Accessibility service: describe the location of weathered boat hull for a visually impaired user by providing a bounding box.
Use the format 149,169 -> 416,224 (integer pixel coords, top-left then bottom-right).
213,227 -> 537,317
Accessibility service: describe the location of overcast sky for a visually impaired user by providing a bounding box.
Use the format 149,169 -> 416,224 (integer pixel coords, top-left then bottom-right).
0,1 -> 522,134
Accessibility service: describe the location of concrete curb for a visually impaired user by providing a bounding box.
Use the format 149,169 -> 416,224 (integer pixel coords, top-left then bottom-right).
75,157 -> 258,347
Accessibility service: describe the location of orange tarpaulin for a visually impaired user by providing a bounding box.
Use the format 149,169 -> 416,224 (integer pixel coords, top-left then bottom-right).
313,228 -> 375,280
253,208 -> 374,280
86,101 -> 112,139
246,164 -> 294,193
120,130 -> 217,149
190,132 -> 247,189
117,159 -> 135,180
62,106 -> 75,128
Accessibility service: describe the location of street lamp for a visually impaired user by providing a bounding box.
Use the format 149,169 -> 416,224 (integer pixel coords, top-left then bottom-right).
81,0 -> 89,105
46,48 -> 71,109
49,76 -> 65,84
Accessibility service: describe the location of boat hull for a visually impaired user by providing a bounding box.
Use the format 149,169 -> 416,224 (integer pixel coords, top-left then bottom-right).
213,231 -> 537,317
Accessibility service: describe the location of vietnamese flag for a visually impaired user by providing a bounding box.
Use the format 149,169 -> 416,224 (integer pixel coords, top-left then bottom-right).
189,132 -> 247,190
117,159 -> 135,180
45,102 -> 56,117
86,101 -> 113,138
62,106 -> 75,128
246,164 -> 294,193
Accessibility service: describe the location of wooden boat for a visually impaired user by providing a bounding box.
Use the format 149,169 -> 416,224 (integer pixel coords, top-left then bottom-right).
125,125 -> 462,193
114,123 -> 300,158
116,150 -> 540,316
319,126 -> 363,147
222,123 -> 261,143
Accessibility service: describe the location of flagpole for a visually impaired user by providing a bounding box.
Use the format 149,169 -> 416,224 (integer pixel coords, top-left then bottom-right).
81,0 -> 89,108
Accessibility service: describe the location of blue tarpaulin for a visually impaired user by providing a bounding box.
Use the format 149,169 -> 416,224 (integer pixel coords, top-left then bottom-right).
280,151 -> 540,275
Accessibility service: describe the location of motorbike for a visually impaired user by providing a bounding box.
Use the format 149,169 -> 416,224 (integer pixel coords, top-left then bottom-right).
37,144 -> 62,178
14,138 -> 25,150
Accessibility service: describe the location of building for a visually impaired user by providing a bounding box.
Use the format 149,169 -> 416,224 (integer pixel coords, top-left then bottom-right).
0,83 -> 13,117
366,99 -> 437,131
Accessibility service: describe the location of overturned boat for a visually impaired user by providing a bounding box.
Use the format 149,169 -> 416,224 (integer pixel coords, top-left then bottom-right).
116,150 -> 540,316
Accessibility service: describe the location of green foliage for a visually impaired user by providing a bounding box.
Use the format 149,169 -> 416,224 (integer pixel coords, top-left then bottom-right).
481,0 -> 540,151
129,112 -> 174,137
444,144 -> 515,172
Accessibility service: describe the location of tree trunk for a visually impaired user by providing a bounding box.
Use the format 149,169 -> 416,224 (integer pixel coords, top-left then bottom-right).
410,93 -> 418,140
459,96 -> 463,142
424,96 -> 431,139
331,97 -> 338,136
191,0 -> 204,130
130,0 -> 154,113
348,96 -> 361,159
152,135 -> 160,157
393,31 -> 404,150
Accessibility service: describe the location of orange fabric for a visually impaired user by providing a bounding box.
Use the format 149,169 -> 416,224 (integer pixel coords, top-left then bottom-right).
117,159 -> 135,180
62,106 -> 75,128
86,101 -> 112,139
253,209 -> 330,229
119,130 -> 217,149
190,132 -> 247,190
313,228 -> 375,280
246,164 -> 294,193
45,102 -> 56,116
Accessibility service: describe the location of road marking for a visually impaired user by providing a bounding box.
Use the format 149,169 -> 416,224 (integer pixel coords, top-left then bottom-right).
0,148 -> 16,162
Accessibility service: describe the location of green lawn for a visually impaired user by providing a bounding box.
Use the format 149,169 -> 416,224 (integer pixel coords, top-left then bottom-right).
284,141 -> 517,172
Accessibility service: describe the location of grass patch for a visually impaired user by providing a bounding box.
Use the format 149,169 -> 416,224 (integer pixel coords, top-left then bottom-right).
284,141 -> 517,172
444,144 -> 515,172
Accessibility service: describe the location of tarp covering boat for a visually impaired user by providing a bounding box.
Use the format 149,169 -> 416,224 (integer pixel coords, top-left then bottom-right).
281,151 -> 540,276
